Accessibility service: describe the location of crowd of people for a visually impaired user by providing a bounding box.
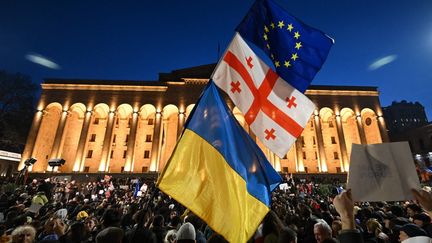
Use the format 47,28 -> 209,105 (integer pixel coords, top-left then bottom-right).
0,174 -> 431,243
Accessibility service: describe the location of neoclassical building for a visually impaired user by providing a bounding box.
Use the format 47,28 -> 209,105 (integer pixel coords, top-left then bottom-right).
20,64 -> 389,174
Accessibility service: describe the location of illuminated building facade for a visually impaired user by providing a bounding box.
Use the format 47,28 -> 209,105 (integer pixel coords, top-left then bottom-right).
20,64 -> 389,174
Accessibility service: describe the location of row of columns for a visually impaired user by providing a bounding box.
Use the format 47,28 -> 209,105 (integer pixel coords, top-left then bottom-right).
291,113 -> 388,173
21,107 -> 388,173
21,108 -> 177,173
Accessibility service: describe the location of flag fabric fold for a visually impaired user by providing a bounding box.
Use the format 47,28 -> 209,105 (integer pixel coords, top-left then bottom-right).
157,82 -> 281,243
212,33 -> 315,158
236,0 -> 334,92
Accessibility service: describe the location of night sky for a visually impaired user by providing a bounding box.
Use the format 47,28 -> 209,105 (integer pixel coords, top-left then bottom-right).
1,1 -> 432,116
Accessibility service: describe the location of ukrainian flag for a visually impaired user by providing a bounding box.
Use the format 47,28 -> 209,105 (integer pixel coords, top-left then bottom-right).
157,82 -> 281,242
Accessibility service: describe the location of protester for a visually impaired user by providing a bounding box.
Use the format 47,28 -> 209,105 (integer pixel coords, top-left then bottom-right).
2,175 -> 432,243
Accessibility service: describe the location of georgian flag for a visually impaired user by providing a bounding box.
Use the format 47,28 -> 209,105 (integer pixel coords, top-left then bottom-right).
212,33 -> 315,158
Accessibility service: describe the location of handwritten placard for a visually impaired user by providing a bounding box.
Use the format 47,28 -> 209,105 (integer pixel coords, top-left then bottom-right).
347,142 -> 420,202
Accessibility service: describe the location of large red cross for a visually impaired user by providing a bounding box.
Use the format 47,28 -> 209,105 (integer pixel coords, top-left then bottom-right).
265,128 -> 276,140
230,81 -> 241,93
286,96 -> 297,109
223,51 -> 303,138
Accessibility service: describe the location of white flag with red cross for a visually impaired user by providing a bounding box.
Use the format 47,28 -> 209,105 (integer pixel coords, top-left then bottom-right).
212,33 -> 315,158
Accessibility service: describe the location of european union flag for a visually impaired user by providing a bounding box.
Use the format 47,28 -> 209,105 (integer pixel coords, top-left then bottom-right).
236,0 -> 334,93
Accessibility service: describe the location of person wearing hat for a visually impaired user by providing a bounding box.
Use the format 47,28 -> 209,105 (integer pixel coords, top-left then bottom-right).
76,211 -> 88,221
413,213 -> 432,237
31,191 -> 48,206
176,222 -> 196,243
399,223 -> 431,243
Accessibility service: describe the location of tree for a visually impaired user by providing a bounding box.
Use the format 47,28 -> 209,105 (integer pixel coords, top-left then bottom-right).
0,70 -> 40,153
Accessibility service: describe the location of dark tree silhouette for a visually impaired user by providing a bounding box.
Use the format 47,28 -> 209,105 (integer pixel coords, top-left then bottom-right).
0,70 -> 40,153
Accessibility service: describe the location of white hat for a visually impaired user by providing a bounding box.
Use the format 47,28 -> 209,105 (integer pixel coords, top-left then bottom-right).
176,222 -> 196,241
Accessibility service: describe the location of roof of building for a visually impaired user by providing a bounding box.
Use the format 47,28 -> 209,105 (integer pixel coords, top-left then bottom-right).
43,63 -> 378,91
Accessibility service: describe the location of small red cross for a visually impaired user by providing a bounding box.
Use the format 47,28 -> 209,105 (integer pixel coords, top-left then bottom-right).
246,56 -> 253,69
285,96 -> 297,109
265,128 -> 276,140
230,81 -> 241,93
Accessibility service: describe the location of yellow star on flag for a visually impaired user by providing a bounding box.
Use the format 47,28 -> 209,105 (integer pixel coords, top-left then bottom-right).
287,23 -> 294,32
295,42 -> 302,50
264,25 -> 269,33
294,31 -> 300,39
266,43 -> 271,49
291,53 -> 298,61
277,21 -> 285,29
284,60 -> 291,68
270,22 -> 275,29
271,54 -> 275,60
275,61 -> 280,67
263,34 -> 268,41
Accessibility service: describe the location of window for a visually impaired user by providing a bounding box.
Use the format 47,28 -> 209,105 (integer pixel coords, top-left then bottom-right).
365,117 -> 372,126
303,152 -> 306,159
315,152 -> 318,159
110,150 -> 114,158
121,167 -> 124,173
112,135 -> 117,143
89,134 -> 96,142
329,120 -> 334,128
336,167 -> 342,173
142,166 -> 149,172
84,167 -> 90,173
146,135 -> 152,142
304,167 -> 308,173
282,154 -> 287,159
301,136 -> 305,147
313,136 -> 316,145
86,150 -> 93,158
128,118 -> 132,128
94,118 -> 100,125
115,118 -> 119,127
282,167 -> 289,173
334,152 -> 339,160
144,150 -> 150,158
148,119 -> 154,125
331,136 -> 337,144
125,135 -> 129,143
123,150 -> 127,158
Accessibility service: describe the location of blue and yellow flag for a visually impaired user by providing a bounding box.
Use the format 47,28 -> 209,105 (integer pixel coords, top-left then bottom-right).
157,82 -> 281,242
236,0 -> 334,93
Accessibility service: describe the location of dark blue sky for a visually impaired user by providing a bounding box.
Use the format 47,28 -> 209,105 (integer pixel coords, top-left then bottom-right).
1,1 -> 432,117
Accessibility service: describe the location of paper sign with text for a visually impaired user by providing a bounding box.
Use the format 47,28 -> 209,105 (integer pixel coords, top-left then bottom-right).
347,142 -> 420,202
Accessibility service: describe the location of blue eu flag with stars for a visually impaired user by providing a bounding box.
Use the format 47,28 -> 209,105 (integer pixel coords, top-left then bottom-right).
236,0 -> 334,93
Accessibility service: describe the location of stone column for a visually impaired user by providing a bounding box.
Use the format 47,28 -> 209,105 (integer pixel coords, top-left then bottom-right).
377,115 -> 390,142
356,115 -> 367,144
99,111 -> 116,172
178,112 -> 186,138
335,115 -> 349,172
124,112 -> 139,172
49,111 -> 68,160
73,111 -> 92,172
314,115 -> 327,172
150,112 -> 162,171
295,139 -> 304,172
19,110 -> 44,170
